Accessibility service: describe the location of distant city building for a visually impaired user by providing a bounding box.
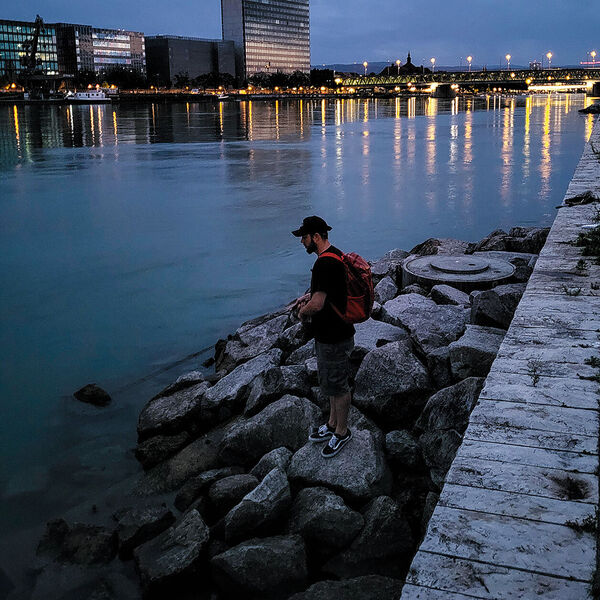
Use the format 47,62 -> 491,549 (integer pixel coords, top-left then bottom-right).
145,36 -> 235,86
221,0 -> 310,79
54,23 -> 146,76
529,60 -> 542,71
0,18 -> 58,78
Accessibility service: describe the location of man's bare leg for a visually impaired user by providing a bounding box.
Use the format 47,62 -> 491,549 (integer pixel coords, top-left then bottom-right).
328,399 -> 338,430
332,392 -> 351,436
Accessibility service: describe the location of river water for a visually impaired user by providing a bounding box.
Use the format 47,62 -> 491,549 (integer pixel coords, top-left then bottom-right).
0,95 -> 596,543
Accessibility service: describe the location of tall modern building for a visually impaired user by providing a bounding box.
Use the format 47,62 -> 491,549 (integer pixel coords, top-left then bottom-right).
0,19 -> 58,78
221,0 -> 310,79
54,24 -> 146,76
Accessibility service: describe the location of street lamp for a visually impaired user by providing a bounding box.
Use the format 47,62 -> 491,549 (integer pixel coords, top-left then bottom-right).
430,57 -> 436,73
546,52 -> 552,68
592,50 -> 597,65
396,59 -> 401,75
363,61 -> 368,76
467,55 -> 472,72
505,54 -> 511,71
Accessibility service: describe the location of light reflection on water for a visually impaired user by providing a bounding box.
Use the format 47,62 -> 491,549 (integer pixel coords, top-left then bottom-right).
0,94 -> 593,541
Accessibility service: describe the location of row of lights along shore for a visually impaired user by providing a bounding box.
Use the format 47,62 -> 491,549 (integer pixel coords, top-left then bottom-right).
360,50 -> 598,75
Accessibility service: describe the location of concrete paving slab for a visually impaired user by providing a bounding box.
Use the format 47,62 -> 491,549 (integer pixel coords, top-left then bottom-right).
490,355 -> 599,379
404,551 -> 593,599
465,422 -> 597,455
494,340 -> 598,366
439,483 -> 595,526
421,506 -> 595,580
446,455 -> 598,502
400,583 -> 485,599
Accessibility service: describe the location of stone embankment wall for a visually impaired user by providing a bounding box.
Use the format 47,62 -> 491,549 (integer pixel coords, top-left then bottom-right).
402,117 -> 600,599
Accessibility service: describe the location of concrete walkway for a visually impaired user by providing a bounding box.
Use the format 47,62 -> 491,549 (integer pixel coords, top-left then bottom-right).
401,117 -> 600,599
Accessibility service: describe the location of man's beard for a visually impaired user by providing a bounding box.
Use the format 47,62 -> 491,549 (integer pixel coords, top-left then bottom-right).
306,240 -> 318,254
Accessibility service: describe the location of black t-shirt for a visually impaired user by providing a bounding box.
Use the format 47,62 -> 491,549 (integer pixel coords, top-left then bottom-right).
309,245 -> 355,344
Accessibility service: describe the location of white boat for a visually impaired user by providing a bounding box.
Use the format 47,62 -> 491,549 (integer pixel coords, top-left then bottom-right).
67,90 -> 111,104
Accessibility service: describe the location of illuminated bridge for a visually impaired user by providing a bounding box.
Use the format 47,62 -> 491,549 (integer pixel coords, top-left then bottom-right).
342,68 -> 600,95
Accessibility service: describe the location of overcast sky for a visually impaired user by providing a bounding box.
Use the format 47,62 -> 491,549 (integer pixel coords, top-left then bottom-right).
12,0 -> 599,67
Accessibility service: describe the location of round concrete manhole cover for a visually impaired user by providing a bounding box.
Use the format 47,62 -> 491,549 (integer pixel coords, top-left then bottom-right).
430,256 -> 490,275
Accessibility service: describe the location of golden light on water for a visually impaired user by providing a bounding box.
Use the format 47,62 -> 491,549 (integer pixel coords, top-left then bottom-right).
113,110 -> 118,142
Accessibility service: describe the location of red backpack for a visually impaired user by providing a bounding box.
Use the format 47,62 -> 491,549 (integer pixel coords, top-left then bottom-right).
319,251 -> 374,324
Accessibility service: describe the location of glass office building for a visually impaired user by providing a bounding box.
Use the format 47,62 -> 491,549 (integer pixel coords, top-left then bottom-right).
0,19 -> 58,78
221,0 -> 310,78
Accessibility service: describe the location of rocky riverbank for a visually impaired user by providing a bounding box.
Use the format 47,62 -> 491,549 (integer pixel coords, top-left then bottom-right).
19,226 -> 549,600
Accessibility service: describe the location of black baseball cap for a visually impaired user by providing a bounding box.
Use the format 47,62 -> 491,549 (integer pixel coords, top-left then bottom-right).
292,216 -> 332,237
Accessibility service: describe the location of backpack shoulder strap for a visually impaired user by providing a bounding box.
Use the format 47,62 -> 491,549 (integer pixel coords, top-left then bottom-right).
319,251 -> 344,262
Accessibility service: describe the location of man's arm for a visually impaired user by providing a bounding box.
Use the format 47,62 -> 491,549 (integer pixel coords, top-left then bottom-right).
298,291 -> 326,319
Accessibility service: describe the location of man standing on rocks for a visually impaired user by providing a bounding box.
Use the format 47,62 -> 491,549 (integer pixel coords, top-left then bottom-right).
292,216 -> 355,457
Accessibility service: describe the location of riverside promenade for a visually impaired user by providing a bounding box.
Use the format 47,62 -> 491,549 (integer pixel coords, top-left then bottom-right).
401,117 -> 600,599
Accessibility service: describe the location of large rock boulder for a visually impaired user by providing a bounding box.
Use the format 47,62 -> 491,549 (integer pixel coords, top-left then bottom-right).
153,370 -> 206,399
211,535 -> 307,599
288,429 -> 391,503
174,466 -> 244,512
426,346 -> 453,390
467,227 -> 549,255
216,313 -> 290,373
381,294 -> 470,354
288,575 -> 403,600
408,238 -> 469,256
430,284 -> 470,306
277,322 -> 310,354
470,284 -> 525,329
285,340 -> 314,366
416,377 -> 485,486
37,519 -> 117,566
370,249 -> 409,285
134,428 -> 223,496
287,487 -> 363,555
245,365 -> 311,416
134,509 -> 209,593
384,430 -> 423,471
201,349 -> 282,427
353,341 -> 432,425
224,467 -> 291,542
351,318 -> 409,362
374,276 -> 398,305
250,447 -> 293,481
113,505 -> 175,559
448,324 -> 505,380
208,474 -> 260,517
137,382 -> 209,442
323,496 -> 413,579
73,384 -> 111,407
219,395 -> 321,466
135,431 -> 192,470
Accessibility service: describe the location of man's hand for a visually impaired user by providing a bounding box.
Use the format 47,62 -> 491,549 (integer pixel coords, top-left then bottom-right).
298,291 -> 326,320
290,293 -> 310,317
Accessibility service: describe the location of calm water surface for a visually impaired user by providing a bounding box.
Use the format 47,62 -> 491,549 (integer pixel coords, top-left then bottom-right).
0,95 -> 596,540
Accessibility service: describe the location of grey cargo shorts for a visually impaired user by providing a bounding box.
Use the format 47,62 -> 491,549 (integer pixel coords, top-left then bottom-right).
315,337 -> 354,397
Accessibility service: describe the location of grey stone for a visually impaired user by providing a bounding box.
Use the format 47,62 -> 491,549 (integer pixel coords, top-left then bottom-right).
351,318 -> 409,362
211,535 -> 307,599
449,324 -> 505,379
113,505 -> 175,559
219,395 -> 321,466
305,357 -> 319,383
288,428 -> 392,502
73,384 -> 111,407
470,288 -> 512,328
37,519 -> 117,565
134,509 -> 209,592
217,314 -> 289,373
400,283 -> 428,296
494,282 -> 527,314
472,250 -> 538,265
250,447 -> 293,481
385,430 -> 423,471
467,229 -> 509,253
417,378 -> 485,486
137,382 -> 209,441
382,294 -> 470,354
353,341 -> 432,425
224,467 -> 291,542
287,487 -> 363,551
245,365 -> 311,416
374,276 -> 398,304
371,301 -> 382,318
323,496 -> 413,579
506,226 -> 550,253
174,466 -> 245,512
208,474 -> 260,516
409,238 -> 469,256
288,575 -> 403,600
153,370 -> 206,399
134,428 -> 223,496
430,284 -> 470,306
135,431 -> 192,470
370,249 -> 409,285
202,349 -> 282,427
426,346 -> 453,389
285,340 -> 314,365
277,322 -> 310,354
421,491 -> 439,532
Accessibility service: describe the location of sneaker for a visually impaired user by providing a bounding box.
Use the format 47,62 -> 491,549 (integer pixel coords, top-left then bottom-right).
321,429 -> 352,458
309,423 -> 335,442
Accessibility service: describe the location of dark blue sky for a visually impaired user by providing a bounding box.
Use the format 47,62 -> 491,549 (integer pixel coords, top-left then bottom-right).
13,0 -> 599,66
